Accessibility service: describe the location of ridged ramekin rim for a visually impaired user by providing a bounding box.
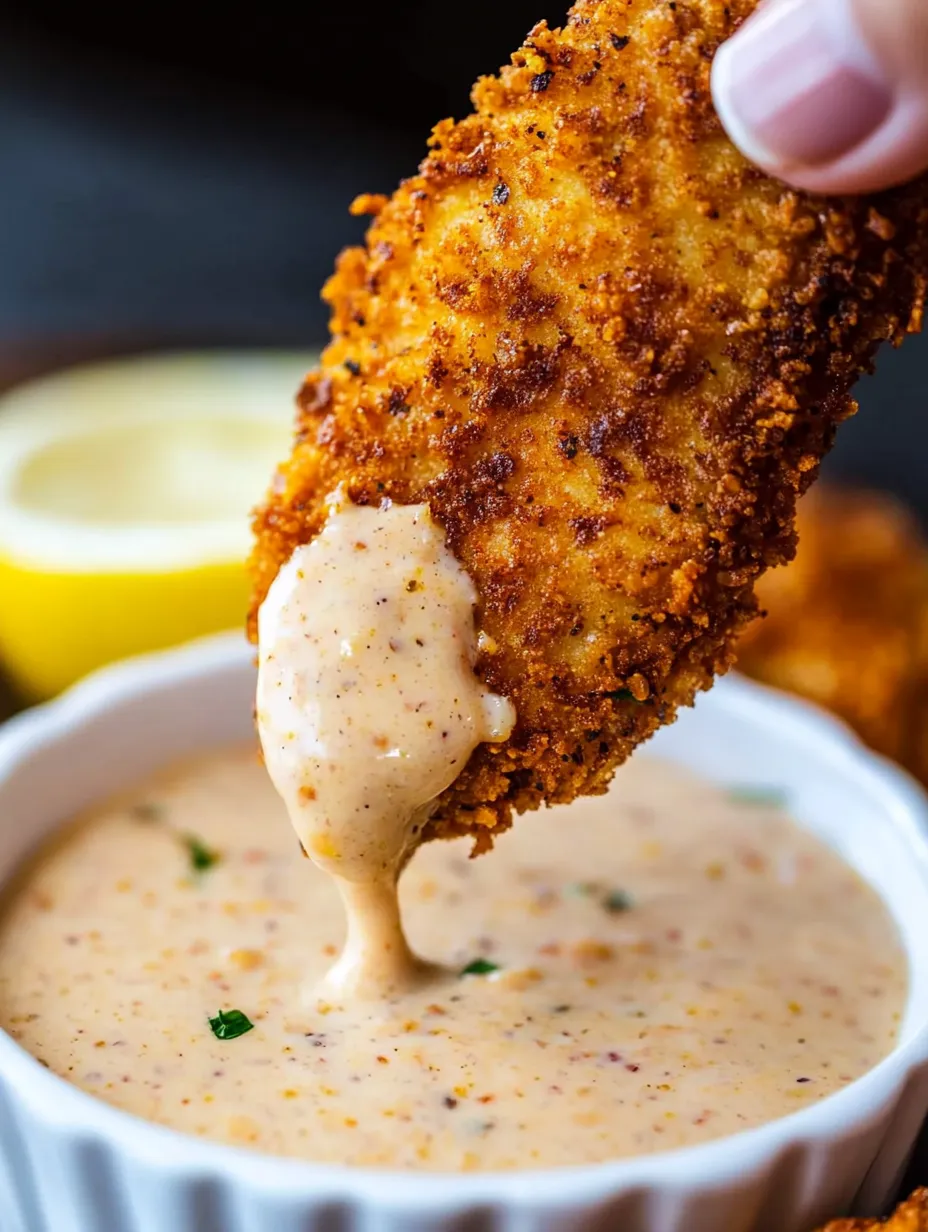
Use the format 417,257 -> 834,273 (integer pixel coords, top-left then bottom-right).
0,631 -> 926,1213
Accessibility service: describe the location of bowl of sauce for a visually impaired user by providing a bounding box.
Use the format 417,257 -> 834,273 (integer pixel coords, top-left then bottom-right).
0,632 -> 925,1231
0,625 -> 921,1232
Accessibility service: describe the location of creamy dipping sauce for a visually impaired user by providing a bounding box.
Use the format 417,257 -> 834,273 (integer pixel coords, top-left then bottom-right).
256,493 -> 514,997
0,748 -> 905,1170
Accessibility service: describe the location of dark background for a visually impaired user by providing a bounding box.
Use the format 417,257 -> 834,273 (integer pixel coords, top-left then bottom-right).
1,1 -> 927,517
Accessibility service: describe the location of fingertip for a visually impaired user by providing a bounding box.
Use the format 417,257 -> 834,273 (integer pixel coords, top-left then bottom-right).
711,38 -> 786,178
709,0 -> 928,195
718,89 -> 928,196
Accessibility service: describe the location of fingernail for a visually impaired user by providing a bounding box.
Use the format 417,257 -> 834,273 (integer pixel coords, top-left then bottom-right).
712,0 -> 893,169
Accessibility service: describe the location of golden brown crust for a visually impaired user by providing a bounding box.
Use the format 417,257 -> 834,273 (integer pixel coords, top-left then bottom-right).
816,1190 -> 928,1232
250,0 -> 928,848
739,487 -> 928,784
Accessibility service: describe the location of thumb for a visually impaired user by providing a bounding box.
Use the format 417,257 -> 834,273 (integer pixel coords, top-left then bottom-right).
711,0 -> 928,194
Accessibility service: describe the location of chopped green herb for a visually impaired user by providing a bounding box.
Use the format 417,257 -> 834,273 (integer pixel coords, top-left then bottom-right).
208,1009 -> 254,1040
604,688 -> 637,702
603,889 -> 633,913
568,881 -> 633,912
460,958 -> 501,977
726,785 -> 788,808
131,802 -> 164,822
184,834 -> 221,873
566,881 -> 598,898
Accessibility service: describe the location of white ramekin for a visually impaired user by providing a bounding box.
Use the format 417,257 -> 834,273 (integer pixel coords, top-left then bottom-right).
0,633 -> 926,1232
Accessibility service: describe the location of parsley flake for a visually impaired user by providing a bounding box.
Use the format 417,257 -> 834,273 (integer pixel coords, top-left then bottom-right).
567,881 -> 598,897
208,1009 -> 254,1040
603,889 -> 633,914
726,786 -> 788,808
184,834 -> 221,873
460,958 -> 501,977
568,882 -> 633,912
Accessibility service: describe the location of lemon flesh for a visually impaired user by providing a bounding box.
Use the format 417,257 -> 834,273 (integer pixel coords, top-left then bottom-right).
0,352 -> 312,699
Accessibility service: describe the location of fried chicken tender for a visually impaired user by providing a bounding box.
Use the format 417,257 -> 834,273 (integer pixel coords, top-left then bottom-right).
250,0 -> 928,847
738,486 -> 928,784
816,1190 -> 928,1232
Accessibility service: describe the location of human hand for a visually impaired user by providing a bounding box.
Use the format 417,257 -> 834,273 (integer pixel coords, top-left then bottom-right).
712,0 -> 928,194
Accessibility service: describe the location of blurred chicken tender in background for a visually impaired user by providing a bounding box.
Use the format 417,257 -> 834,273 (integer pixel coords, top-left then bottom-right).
738,487 -> 928,787
817,1188 -> 928,1231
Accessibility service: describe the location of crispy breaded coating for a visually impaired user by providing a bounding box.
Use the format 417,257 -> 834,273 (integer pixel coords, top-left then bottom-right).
250,0 -> 928,848
816,1189 -> 928,1232
738,486 -> 928,785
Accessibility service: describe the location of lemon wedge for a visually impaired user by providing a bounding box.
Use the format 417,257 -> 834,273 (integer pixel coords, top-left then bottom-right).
0,351 -> 314,699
